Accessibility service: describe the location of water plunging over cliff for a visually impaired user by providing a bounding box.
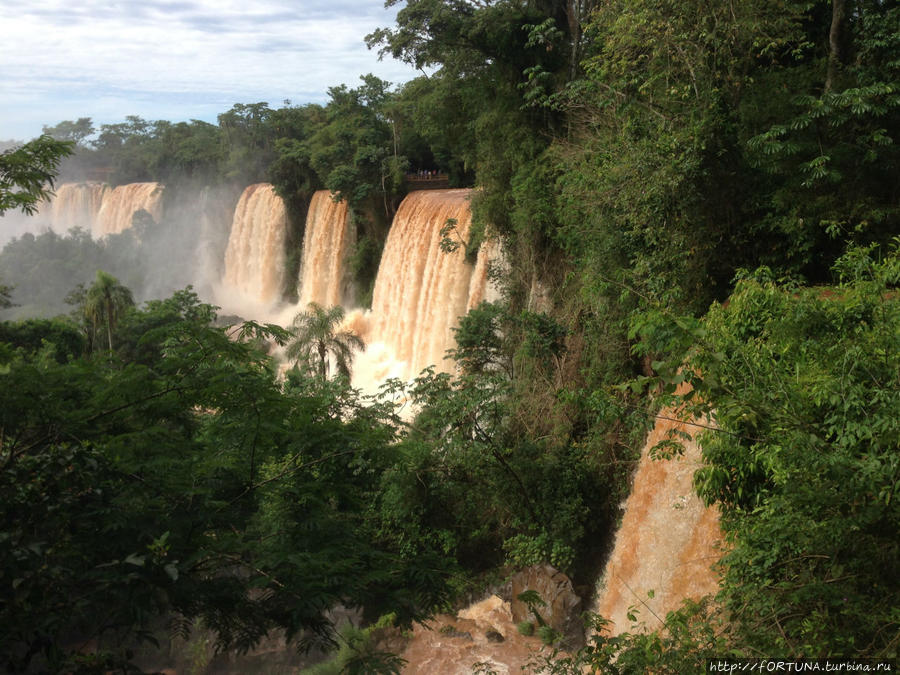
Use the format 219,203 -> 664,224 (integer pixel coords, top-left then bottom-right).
214,186 -> 498,389
222,184 -> 289,307
94,182 -> 164,236
46,182 -> 109,233
592,397 -> 721,634
366,189 -> 486,380
2,181 -> 158,244
298,190 -> 355,308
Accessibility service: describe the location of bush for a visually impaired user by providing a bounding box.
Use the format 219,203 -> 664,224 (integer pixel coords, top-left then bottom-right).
536,625 -> 559,646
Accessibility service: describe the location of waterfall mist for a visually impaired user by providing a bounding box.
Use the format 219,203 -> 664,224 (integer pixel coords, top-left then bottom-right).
0,180 -> 236,319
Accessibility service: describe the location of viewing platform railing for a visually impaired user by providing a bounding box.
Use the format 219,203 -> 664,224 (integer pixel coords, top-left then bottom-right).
406,172 -> 450,190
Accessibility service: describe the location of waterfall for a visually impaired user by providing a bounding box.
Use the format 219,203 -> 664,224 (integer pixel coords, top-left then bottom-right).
1,181 -> 148,246
592,394 -> 721,634
45,182 -> 108,233
222,184 -> 289,307
298,190 -> 355,308
213,186 -> 498,388
368,189 -> 480,380
94,182 -> 164,236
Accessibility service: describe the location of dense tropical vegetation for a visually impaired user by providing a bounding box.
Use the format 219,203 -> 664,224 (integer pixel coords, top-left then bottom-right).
2,0 -> 898,671
1,282 -> 452,672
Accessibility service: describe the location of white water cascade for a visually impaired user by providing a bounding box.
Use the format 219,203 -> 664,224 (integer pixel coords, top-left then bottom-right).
221,184 -> 289,308
363,188 -> 496,381
298,190 -> 356,308
94,182 -> 164,237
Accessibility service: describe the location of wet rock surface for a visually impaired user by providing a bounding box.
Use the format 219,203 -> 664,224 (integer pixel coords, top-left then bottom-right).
397,595 -> 547,674
509,565 -> 584,649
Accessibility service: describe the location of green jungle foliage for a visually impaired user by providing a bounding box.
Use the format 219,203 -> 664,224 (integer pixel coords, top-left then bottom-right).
542,244 -> 899,669
683,245 -> 900,658
0,136 -> 73,216
300,615 -> 406,675
0,287 -> 452,672
3,0 -> 899,669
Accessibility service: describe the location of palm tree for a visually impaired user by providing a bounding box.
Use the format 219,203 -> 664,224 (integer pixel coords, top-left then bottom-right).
84,270 -> 134,353
287,303 -> 365,380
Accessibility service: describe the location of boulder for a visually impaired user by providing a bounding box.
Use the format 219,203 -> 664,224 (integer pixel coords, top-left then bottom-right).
509,564 -> 584,648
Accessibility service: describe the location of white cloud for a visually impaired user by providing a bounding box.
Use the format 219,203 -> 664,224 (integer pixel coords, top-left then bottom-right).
0,0 -> 416,140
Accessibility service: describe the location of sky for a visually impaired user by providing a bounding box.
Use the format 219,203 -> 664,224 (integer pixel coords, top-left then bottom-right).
0,0 -> 420,142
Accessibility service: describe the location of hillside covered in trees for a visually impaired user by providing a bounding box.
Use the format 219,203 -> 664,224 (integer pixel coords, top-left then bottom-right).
1,0 -> 898,672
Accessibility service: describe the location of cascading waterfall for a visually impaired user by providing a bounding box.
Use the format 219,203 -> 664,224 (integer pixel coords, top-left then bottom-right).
592,394 -> 721,634
45,182 -> 108,233
213,185 -> 498,387
222,184 -> 289,307
1,181 -> 159,245
367,189 -> 483,380
18,173 -> 723,662
298,190 -> 355,308
94,182 -> 164,237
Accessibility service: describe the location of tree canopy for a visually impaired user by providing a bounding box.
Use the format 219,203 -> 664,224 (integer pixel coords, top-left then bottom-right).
0,290 -> 450,672
0,136 -> 73,216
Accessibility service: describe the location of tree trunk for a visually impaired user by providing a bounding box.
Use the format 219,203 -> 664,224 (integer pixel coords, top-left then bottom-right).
567,0 -> 582,81
826,0 -> 847,92
106,299 -> 113,352
318,343 -> 328,380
